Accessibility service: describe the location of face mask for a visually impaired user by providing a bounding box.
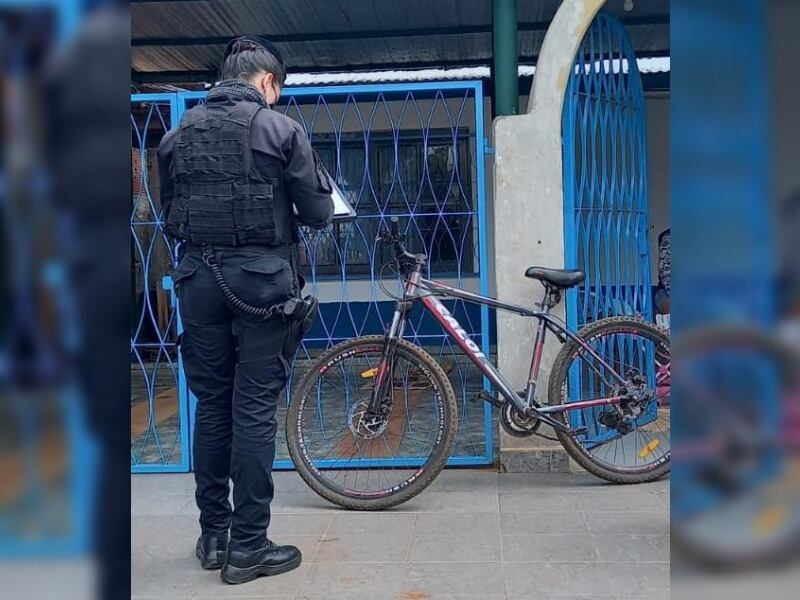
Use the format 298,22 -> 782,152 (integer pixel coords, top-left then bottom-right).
261,79 -> 280,107
270,82 -> 282,107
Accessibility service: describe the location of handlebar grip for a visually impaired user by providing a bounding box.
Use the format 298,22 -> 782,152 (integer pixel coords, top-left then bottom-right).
390,216 -> 400,237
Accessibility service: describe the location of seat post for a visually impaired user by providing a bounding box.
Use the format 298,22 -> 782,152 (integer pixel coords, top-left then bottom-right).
538,286 -> 551,314
541,284 -> 561,311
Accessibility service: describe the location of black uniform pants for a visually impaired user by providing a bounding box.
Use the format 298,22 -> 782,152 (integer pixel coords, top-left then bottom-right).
172,246 -> 295,551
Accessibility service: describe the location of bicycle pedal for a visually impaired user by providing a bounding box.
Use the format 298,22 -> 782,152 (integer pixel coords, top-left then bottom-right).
569,426 -> 589,436
471,390 -> 504,408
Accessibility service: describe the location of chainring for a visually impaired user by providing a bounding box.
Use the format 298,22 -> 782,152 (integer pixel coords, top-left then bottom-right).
500,403 -> 541,438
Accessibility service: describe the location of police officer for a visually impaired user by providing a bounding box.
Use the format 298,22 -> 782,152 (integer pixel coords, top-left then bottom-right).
157,36 -> 333,584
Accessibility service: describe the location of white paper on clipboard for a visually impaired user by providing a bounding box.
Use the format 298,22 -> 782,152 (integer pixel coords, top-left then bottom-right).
293,170 -> 357,222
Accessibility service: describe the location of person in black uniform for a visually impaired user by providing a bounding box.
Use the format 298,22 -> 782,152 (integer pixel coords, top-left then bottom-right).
157,36 -> 333,584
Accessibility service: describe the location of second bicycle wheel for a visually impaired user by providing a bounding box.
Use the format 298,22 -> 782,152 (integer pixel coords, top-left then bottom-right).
286,335 -> 458,510
548,317 -> 671,483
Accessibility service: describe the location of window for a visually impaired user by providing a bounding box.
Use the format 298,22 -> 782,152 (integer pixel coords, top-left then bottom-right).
300,128 -> 475,277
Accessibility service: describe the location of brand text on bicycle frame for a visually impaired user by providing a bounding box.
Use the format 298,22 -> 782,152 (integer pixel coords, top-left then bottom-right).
431,300 -> 486,359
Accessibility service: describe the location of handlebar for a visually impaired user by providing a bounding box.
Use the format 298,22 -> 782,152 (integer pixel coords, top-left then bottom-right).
377,216 -> 427,270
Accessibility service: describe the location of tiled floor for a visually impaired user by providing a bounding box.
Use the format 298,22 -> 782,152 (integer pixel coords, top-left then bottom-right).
132,470 -> 669,600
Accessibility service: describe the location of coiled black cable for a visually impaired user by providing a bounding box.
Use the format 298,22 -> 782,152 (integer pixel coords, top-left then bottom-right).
203,249 -> 284,319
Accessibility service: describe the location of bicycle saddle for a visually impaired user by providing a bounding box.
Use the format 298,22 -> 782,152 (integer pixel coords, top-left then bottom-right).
524,267 -> 585,288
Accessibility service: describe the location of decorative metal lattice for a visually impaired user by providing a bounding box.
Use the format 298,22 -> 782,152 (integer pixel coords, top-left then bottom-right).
131,82 -> 492,471
563,13 -> 652,328
130,94 -> 189,472
562,14 -> 655,440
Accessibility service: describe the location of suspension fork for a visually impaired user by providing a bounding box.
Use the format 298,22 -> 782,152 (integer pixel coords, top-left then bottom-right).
367,270 -> 419,416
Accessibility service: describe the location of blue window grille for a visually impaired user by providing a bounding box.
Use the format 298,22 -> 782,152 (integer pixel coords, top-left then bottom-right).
131,81 -> 493,472
131,93 -> 191,473
562,14 -> 654,440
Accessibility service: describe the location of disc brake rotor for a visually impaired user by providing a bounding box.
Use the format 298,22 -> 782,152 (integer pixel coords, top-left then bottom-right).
348,401 -> 389,439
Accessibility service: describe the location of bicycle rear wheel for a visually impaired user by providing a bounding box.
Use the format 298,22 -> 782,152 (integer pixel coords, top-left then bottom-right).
548,317 -> 671,483
286,335 -> 458,510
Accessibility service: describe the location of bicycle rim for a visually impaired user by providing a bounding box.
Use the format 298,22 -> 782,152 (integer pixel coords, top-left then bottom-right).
291,340 -> 452,501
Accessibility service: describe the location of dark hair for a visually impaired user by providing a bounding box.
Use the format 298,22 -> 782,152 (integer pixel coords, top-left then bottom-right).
219,41 -> 286,87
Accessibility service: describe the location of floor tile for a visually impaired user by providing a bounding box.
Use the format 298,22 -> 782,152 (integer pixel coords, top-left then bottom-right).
408,532 -> 501,562
502,534 -> 599,562
314,533 -> 412,563
131,556 -> 198,598
414,512 -> 498,536
426,469 -> 498,492
576,489 -> 664,511
496,473 -> 577,491
401,491 -> 499,513
270,492 -> 343,514
133,494 -> 194,517
132,515 -> 198,561
603,562 -> 670,595
132,473 -> 195,496
592,534 -> 670,562
268,513 -> 333,537
326,512 -> 417,536
296,562 -> 406,598
500,511 -> 589,535
502,562 -> 615,597
499,491 -> 581,512
583,511 -> 669,535
401,561 -> 505,597
398,595 -> 505,600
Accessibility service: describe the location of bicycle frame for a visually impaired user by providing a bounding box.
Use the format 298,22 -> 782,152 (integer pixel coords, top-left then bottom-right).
370,269 -> 634,435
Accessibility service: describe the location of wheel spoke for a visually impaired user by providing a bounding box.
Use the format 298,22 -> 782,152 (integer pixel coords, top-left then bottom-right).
290,339 -> 454,504
556,321 -> 670,477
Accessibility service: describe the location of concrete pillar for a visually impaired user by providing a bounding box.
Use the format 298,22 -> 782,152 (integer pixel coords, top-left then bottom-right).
493,0 -> 607,472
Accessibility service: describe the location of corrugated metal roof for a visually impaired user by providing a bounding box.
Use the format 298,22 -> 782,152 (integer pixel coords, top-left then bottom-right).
132,0 -> 669,83
281,57 -> 670,87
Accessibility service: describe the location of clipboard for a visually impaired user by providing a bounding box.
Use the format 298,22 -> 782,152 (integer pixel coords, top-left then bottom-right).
326,172 -> 358,222
293,169 -> 357,223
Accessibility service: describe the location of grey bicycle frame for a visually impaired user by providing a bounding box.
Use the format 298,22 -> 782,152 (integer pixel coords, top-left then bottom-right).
375,270 -> 630,434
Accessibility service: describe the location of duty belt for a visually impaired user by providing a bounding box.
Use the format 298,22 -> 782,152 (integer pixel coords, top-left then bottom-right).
201,246 -> 312,321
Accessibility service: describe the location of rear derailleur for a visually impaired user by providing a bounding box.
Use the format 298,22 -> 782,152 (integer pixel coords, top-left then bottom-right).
598,369 -> 654,435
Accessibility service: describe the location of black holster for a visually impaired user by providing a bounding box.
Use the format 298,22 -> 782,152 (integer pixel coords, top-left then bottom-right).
283,295 -> 318,359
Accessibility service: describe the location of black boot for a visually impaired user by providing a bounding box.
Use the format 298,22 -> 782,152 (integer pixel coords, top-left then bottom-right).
221,540 -> 302,584
196,533 -> 228,570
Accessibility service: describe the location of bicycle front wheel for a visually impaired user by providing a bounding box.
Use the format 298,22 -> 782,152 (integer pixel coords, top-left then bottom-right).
548,317 -> 671,483
286,335 -> 459,510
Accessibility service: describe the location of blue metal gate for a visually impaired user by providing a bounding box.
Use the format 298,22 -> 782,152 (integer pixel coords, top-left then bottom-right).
131,81 -> 493,472
562,14 -> 654,438
131,93 -> 192,473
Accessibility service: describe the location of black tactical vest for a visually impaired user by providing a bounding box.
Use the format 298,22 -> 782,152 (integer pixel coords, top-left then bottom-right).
166,92 -> 293,246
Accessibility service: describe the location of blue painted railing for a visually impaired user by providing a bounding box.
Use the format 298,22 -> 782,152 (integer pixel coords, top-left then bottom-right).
562,14 -> 654,440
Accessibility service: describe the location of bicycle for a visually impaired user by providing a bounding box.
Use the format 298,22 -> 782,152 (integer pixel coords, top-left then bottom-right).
287,217 -> 671,510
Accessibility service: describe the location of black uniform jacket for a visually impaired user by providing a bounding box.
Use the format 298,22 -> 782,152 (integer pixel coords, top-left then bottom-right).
157,85 -> 334,237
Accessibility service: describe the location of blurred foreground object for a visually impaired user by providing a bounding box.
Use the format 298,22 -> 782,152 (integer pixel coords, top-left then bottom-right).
672,0 -> 800,583
672,327 -> 800,567
0,2 -> 130,600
